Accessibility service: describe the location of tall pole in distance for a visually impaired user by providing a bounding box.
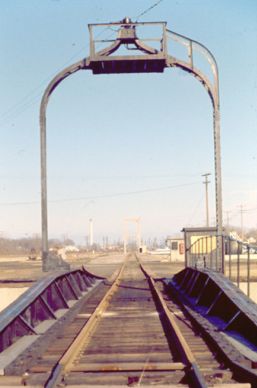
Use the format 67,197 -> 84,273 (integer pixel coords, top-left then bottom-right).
225,210 -> 230,228
202,173 -> 211,227
123,219 -> 127,255
89,218 -> 94,246
239,204 -> 245,241
225,210 -> 231,233
136,218 -> 141,251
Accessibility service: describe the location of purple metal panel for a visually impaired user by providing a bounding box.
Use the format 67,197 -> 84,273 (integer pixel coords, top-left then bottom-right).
171,267 -> 257,349
0,268 -> 102,353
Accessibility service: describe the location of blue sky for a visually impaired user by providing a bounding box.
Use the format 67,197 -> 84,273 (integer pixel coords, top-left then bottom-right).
0,0 -> 257,244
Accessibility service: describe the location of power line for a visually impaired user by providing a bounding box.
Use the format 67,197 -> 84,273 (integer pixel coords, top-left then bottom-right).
1,2 -> 165,127
0,181 -> 200,207
0,46 -> 87,127
224,210 -> 231,227
0,28 -> 110,128
135,0 -> 164,22
186,194 -> 205,226
202,173 -> 211,227
238,204 -> 248,240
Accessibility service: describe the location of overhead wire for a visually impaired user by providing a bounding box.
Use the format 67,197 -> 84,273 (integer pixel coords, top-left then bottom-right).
1,1 -> 165,127
0,181 -> 200,207
0,27 -> 112,129
185,194 -> 205,226
135,0 -> 164,22
0,46 -> 88,128
0,47 -> 85,119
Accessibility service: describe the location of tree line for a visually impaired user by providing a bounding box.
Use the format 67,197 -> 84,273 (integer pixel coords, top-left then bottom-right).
0,236 -> 74,255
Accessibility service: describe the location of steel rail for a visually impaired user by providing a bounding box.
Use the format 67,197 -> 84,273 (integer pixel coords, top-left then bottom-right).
44,259 -> 127,388
23,256 -> 254,386
45,257 -> 208,387
139,263 -> 208,388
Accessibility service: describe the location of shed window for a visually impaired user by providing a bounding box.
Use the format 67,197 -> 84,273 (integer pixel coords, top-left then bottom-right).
171,242 -> 178,250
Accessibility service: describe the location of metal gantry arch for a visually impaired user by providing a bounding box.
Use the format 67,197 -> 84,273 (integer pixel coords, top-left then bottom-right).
123,217 -> 142,254
40,18 -> 223,271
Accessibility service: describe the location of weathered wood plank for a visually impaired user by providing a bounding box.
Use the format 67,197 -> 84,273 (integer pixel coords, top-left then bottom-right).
70,361 -> 185,372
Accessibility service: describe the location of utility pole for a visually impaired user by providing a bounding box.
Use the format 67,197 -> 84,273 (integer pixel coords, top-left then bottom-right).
85,235 -> 89,249
225,210 -> 231,230
136,219 -> 142,250
202,173 -> 211,227
123,217 -> 141,254
89,218 -> 94,247
123,220 -> 127,255
239,204 -> 245,241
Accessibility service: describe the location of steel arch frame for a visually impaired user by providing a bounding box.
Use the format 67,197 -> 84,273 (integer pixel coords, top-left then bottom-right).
40,23 -> 222,272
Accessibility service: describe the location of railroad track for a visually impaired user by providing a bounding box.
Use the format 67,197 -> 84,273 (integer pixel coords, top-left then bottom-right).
5,254 -> 254,387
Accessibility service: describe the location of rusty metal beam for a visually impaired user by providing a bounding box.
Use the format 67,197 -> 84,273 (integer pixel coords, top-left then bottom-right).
140,263 -> 208,387
40,59 -> 89,271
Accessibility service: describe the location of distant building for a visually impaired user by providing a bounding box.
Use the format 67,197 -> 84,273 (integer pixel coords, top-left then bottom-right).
166,237 -> 184,262
149,247 -> 170,255
139,245 -> 147,253
64,245 -> 79,252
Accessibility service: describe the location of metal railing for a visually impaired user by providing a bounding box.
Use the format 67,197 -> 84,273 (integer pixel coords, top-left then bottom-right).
88,20 -> 167,58
186,235 -> 257,298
